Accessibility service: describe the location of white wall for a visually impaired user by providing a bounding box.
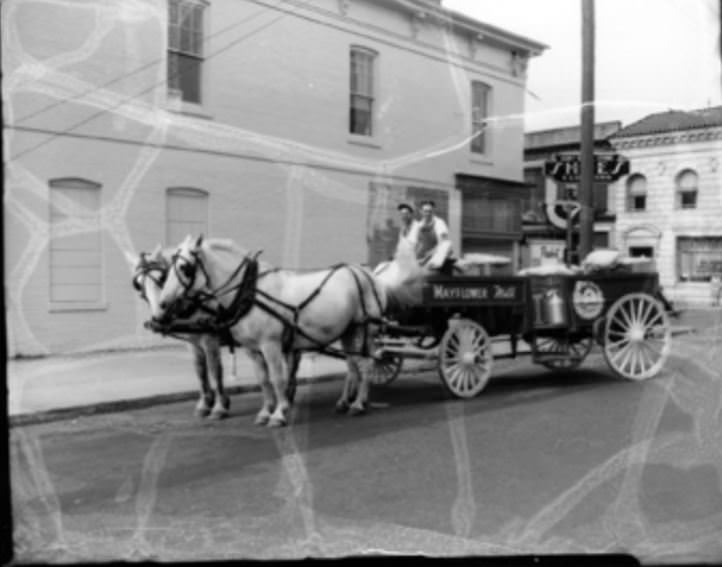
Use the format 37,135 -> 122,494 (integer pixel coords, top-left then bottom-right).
3,0 -> 536,355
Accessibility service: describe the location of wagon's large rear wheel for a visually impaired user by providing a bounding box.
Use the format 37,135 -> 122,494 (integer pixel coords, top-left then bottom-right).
439,318 -> 493,398
602,292 -> 671,380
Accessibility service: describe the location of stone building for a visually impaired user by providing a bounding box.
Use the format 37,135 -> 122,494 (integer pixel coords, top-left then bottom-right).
609,106 -> 722,306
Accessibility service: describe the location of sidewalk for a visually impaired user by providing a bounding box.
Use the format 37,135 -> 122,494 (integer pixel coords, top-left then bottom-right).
7,347 -> 349,425
7,308 -> 718,425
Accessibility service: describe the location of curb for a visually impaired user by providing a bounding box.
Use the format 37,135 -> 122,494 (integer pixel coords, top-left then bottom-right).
9,373 -> 344,428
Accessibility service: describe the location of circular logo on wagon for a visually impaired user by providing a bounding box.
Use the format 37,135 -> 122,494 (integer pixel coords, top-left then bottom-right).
573,281 -> 605,320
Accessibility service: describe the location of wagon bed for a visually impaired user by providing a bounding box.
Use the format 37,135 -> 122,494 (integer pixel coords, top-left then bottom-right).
369,269 -> 672,398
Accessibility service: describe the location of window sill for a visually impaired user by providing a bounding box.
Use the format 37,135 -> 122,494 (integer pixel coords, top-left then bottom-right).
347,135 -> 382,149
166,98 -> 213,120
470,155 -> 493,166
49,302 -> 108,313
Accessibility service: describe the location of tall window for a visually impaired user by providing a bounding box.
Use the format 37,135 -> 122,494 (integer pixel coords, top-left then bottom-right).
471,81 -> 490,154
626,174 -> 647,212
168,0 -> 205,104
166,187 -> 209,246
350,47 -> 376,136
676,169 -> 698,209
49,179 -> 103,305
522,167 -> 545,222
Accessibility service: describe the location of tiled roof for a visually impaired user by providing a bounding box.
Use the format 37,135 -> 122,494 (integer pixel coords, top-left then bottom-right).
611,106 -> 722,138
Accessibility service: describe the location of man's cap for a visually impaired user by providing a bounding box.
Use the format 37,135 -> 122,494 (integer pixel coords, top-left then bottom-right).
420,199 -> 436,208
397,203 -> 414,212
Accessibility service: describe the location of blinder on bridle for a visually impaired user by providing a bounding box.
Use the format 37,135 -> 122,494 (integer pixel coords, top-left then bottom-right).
171,249 -> 205,292
132,252 -> 168,300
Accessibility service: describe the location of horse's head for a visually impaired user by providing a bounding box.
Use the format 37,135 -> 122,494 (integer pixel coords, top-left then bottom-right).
126,244 -> 170,319
156,234 -> 209,323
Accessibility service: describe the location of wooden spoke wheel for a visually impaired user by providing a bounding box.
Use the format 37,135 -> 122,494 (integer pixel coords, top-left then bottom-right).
367,354 -> 403,387
438,318 -> 493,398
536,336 -> 594,370
602,293 -> 671,380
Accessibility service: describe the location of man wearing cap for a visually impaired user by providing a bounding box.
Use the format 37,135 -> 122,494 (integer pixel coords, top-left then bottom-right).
415,200 -> 454,271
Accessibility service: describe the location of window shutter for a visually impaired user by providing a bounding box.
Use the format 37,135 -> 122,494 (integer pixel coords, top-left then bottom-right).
49,179 -> 103,304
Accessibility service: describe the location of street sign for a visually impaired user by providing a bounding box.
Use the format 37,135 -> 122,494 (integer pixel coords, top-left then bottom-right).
545,199 -> 581,231
544,153 -> 630,183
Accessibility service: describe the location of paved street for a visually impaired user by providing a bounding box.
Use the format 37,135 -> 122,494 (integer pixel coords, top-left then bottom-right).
10,325 -> 722,563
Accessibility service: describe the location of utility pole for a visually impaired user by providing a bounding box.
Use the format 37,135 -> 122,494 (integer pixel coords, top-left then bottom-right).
579,0 -> 595,260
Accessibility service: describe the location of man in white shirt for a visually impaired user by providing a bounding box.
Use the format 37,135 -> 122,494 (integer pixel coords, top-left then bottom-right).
394,202 -> 420,255
415,200 -> 453,271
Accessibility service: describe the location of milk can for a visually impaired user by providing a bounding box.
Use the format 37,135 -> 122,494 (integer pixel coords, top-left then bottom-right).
544,289 -> 566,325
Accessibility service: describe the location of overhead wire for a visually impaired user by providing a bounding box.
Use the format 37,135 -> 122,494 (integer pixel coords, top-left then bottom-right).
8,0 -> 313,162
13,1 -> 284,125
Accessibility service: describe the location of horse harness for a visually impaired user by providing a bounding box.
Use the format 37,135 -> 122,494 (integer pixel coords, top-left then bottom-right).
146,250 -> 384,358
132,253 -> 167,302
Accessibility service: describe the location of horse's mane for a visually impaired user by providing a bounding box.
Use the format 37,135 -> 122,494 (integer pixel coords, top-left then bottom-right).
201,237 -> 276,272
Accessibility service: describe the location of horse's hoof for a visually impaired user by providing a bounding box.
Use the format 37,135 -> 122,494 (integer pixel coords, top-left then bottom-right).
267,416 -> 287,428
209,409 -> 229,420
195,407 -> 211,418
348,405 -> 366,417
254,414 -> 270,426
335,401 -> 349,414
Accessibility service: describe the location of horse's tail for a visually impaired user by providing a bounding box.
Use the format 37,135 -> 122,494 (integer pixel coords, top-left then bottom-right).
371,239 -> 427,313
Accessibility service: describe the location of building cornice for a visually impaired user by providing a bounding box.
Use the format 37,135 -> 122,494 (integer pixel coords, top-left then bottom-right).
252,0 -> 533,85
386,0 -> 548,56
612,127 -> 722,150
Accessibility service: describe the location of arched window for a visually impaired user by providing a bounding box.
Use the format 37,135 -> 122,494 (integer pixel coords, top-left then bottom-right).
166,187 -> 209,246
625,173 -> 647,212
676,169 -> 698,209
49,178 -> 103,305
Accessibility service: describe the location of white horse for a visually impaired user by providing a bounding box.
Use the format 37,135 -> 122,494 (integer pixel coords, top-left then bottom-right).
153,235 -> 413,427
373,237 -> 429,310
127,245 -> 300,420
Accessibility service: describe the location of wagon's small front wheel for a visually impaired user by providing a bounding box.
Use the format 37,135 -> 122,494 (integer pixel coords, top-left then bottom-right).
367,354 -> 403,387
439,318 -> 493,398
603,292 -> 671,380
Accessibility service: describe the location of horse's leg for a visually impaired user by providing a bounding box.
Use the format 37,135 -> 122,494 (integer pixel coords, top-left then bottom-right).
204,336 -> 230,420
262,341 -> 290,427
341,330 -> 370,416
189,341 -> 214,417
247,348 -> 275,425
334,360 -> 355,414
285,351 -> 301,405
335,332 -> 360,414
345,356 -> 369,416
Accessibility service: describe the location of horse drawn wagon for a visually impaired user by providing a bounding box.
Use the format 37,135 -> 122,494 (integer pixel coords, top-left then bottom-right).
368,255 -> 673,399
